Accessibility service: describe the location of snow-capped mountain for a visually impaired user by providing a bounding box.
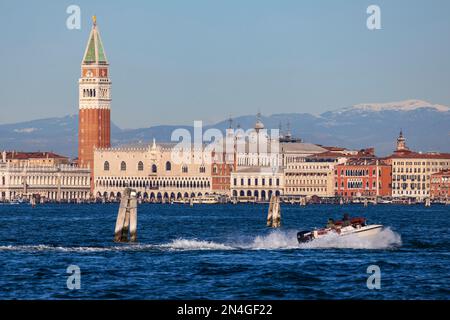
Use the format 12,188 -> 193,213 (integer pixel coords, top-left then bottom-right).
340,99 -> 449,113
0,100 -> 449,157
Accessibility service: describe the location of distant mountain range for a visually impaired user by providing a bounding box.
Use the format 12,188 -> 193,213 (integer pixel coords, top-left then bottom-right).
1,100 -> 449,158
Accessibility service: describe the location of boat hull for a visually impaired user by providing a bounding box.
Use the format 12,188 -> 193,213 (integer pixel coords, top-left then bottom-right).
297,225 -> 384,244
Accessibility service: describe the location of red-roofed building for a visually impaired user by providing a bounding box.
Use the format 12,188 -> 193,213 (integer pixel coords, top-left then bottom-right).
2,151 -> 69,167
211,130 -> 237,195
385,131 -> 450,200
335,158 -> 392,198
0,151 -> 90,202
430,170 -> 450,200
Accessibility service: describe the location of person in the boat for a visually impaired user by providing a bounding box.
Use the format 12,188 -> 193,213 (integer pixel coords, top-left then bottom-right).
326,218 -> 335,229
342,213 -> 351,227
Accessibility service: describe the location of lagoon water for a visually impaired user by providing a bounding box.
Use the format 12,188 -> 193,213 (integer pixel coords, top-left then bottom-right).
0,203 -> 448,299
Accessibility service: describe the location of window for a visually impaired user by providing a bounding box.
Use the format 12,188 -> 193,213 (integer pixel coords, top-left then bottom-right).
104,161 -> 110,171
152,164 -> 157,173
138,161 -> 144,171
166,161 -> 171,171
120,161 -> 126,171
182,165 -> 188,173
212,165 -> 217,174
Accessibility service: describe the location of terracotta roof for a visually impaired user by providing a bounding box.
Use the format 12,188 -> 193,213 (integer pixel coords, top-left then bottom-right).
337,158 -> 389,166
306,151 -> 351,159
5,152 -> 68,160
387,150 -> 450,160
319,146 -> 347,152
431,169 -> 450,176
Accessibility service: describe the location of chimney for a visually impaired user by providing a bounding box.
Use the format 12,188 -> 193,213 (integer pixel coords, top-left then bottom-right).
2,151 -> 5,163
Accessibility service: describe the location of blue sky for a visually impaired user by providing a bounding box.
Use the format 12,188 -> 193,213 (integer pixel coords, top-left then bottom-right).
0,0 -> 449,128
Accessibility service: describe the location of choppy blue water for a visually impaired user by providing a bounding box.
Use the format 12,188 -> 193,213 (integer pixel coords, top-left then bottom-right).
0,203 -> 449,299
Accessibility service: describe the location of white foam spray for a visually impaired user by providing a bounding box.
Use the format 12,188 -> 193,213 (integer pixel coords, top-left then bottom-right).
0,228 -> 401,252
158,239 -> 234,251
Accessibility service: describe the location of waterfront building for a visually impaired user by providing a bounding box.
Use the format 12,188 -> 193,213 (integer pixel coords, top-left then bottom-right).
78,17 -> 111,178
211,150 -> 235,195
235,115 -> 327,169
284,151 -> 348,199
430,170 -> 450,200
236,140 -> 327,168
230,167 -> 284,201
93,141 -> 212,201
386,131 -> 450,200
210,128 -> 237,195
230,116 -> 330,202
0,161 -> 90,202
1,151 -> 69,167
335,158 -> 392,198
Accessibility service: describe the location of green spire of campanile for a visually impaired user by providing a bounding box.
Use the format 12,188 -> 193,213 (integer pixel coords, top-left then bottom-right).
82,16 -> 108,65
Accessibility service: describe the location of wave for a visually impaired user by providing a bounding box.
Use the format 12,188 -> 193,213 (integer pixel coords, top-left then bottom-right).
158,239 -> 234,251
0,228 -> 401,253
0,241 -> 233,253
0,244 -> 155,253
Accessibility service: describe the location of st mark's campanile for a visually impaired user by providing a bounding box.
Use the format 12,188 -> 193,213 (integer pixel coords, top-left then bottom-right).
78,16 -> 111,187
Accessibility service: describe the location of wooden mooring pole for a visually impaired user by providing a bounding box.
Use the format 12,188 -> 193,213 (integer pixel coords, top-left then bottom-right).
267,195 -> 281,228
114,188 -> 138,242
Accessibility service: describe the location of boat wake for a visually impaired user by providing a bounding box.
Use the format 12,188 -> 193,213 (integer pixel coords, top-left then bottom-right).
158,239 -> 234,251
0,228 -> 401,253
240,230 -> 301,250
0,244 -> 155,253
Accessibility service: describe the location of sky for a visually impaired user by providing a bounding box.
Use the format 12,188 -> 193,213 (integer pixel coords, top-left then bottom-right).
0,0 -> 449,128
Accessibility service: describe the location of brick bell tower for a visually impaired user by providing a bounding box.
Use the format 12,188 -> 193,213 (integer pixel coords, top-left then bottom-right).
78,16 -> 111,180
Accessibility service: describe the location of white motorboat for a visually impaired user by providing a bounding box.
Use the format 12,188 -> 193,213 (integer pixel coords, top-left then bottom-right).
191,195 -> 219,204
0,199 -> 23,205
297,217 -> 383,243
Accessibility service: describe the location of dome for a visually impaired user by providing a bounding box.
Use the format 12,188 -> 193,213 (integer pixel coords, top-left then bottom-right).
255,120 -> 265,130
254,112 -> 265,130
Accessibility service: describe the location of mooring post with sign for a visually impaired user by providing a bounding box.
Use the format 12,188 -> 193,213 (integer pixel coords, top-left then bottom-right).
114,188 -> 138,242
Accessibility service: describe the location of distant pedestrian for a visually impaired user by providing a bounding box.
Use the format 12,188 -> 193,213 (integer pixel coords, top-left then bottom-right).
326,218 -> 335,229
